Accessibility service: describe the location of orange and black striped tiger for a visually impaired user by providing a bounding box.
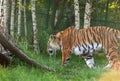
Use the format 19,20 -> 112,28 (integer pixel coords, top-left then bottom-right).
47,26 -> 120,70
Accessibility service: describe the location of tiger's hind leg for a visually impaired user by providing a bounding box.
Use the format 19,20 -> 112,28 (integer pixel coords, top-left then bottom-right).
104,60 -> 113,69
82,54 -> 95,69
104,53 -> 113,69
104,46 -> 120,70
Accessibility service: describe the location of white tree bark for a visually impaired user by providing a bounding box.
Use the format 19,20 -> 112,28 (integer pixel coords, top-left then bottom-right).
0,0 -> 2,17
54,10 -> 58,26
3,0 -> 9,38
17,0 -> 22,40
0,0 -> 4,32
0,0 -> 4,52
31,0 -> 39,54
0,0 -> 3,23
83,0 -> 92,28
74,0 -> 80,29
10,0 -> 15,42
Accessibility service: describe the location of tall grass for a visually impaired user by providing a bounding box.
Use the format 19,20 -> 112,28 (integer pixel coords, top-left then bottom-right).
0,43 -> 113,81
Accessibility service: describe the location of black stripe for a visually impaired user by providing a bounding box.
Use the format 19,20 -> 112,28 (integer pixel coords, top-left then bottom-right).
78,46 -> 81,51
82,44 -> 87,50
96,42 -> 99,48
77,30 -> 81,45
86,30 -> 91,43
91,42 -> 94,50
110,55 -> 117,61
66,58 -> 70,61
86,55 -> 93,60
108,48 -> 118,56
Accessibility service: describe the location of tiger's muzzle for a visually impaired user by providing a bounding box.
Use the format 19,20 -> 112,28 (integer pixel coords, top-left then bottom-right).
47,48 -> 54,55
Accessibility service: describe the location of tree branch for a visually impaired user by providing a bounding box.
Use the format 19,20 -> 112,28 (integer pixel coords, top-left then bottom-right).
0,31 -> 54,71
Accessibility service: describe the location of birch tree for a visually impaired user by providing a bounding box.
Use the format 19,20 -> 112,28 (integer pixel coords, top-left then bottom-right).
31,0 -> 39,54
3,0 -> 9,38
51,0 -> 60,32
10,0 -> 15,42
0,0 -> 4,31
54,0 -> 67,29
17,0 -> 22,41
83,0 -> 92,28
0,0 -> 4,52
54,10 -> 58,26
24,0 -> 28,49
74,0 -> 80,29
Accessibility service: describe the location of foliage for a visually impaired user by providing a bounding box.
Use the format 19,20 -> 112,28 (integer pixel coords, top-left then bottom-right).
1,0 -> 120,80
0,44 -> 109,81
12,0 -> 120,53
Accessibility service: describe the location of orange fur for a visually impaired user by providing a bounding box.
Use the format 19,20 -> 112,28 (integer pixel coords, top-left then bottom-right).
47,26 -> 120,70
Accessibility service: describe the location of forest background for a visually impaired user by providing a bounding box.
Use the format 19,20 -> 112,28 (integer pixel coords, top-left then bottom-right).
0,0 -> 120,81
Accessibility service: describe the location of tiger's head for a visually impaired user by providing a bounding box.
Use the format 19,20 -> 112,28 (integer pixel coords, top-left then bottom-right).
47,32 -> 62,55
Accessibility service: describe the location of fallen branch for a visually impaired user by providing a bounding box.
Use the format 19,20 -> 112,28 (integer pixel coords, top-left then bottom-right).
0,53 -> 10,66
0,32 -> 53,71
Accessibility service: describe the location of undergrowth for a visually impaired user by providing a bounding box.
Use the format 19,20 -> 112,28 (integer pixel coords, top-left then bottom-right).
0,43 -> 109,81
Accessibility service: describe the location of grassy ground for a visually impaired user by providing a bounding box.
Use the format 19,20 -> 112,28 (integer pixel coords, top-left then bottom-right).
0,44 -> 118,81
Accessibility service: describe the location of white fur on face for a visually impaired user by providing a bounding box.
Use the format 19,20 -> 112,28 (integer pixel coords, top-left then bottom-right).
50,41 -> 61,50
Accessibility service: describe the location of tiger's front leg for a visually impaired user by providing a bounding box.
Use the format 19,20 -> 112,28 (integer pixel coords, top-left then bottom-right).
83,54 -> 95,69
62,49 -> 71,66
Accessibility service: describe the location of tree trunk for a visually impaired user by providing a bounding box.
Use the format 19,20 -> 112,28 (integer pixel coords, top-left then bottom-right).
10,0 -> 15,42
0,0 -> 5,53
0,0 -> 4,32
24,0 -> 28,49
0,30 -> 53,71
50,0 -> 60,32
54,10 -> 58,26
83,0 -> 92,28
0,53 -> 10,66
0,0 -> 2,21
3,0 -> 9,38
74,0 -> 80,29
54,0 -> 67,29
31,0 -> 39,54
17,0 -> 22,41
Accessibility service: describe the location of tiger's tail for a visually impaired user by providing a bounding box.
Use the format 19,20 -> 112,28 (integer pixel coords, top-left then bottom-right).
118,32 -> 120,38
117,30 -> 120,42
117,30 -> 120,70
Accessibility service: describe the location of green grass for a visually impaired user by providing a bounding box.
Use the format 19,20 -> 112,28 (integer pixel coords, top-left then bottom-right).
0,43 -> 108,81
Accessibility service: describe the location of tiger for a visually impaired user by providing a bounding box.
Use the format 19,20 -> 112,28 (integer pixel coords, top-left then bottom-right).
47,26 -> 120,70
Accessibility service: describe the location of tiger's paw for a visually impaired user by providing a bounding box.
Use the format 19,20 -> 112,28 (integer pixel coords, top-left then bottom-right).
113,61 -> 120,71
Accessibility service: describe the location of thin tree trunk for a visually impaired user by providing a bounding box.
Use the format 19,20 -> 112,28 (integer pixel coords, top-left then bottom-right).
0,53 -> 10,66
0,0 -> 4,52
54,10 -> 58,26
74,0 -> 80,29
0,0 -> 3,16
10,0 -> 15,42
83,0 -> 92,28
0,30 -> 53,71
17,0 -> 22,41
50,0 -> 60,32
46,0 -> 50,28
3,0 -> 9,38
0,0 -> 2,19
31,0 -> 39,54
54,0 -> 67,28
24,0 -> 28,49
0,0 -> 4,31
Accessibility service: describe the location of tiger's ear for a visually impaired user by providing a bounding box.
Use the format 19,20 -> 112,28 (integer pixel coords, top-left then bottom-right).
55,31 -> 63,38
50,34 -> 56,40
